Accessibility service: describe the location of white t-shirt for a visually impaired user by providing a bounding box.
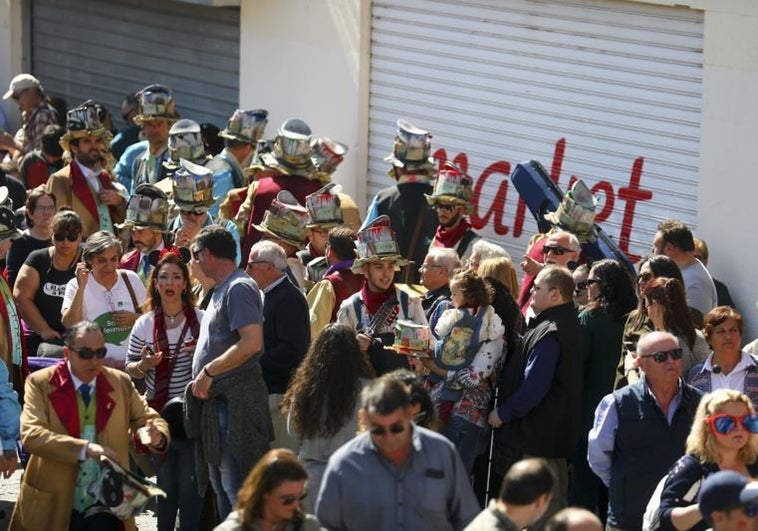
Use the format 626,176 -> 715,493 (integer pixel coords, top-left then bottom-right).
62,269 -> 147,366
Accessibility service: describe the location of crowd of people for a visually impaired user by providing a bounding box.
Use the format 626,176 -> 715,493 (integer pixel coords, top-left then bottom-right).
0,72 -> 756,531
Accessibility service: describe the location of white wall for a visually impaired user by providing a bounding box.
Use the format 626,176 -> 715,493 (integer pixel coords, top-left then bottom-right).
239,0 -> 370,204
0,0 -> 25,133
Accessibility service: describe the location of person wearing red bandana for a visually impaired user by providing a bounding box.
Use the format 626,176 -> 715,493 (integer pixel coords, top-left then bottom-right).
337,216 -> 427,376
46,100 -> 127,238
425,161 -> 481,263
117,184 -> 169,284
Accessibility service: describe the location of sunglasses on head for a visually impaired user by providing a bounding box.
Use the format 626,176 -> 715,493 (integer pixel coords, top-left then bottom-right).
53,232 -> 79,242
543,245 -> 572,256
279,491 -> 307,506
71,346 -> 108,360
707,413 -> 758,436
640,348 -> 683,363
369,422 -> 405,436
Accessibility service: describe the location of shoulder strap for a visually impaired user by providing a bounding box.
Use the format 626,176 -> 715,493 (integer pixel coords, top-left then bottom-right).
399,290 -> 409,318
401,207 -> 427,284
120,271 -> 142,314
456,230 -> 478,258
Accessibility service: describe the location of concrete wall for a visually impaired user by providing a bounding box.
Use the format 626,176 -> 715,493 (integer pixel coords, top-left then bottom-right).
239,0 -> 370,203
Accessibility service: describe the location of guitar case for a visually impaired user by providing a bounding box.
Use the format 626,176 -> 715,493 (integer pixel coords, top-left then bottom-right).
510,160 -> 635,274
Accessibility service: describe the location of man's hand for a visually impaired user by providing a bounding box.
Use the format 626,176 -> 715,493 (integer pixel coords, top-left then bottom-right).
191,368 -> 213,399
0,451 -> 17,479
488,409 -> 503,429
356,333 -> 372,354
86,442 -> 118,461
520,255 -> 544,276
98,189 -> 124,207
143,419 -> 165,448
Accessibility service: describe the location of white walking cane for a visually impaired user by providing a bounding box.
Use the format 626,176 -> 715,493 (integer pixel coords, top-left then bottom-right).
484,385 -> 499,507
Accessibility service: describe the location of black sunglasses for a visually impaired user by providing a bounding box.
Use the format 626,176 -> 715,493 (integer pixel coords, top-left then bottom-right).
280,491 -> 308,506
435,204 -> 455,212
543,245 -> 572,256
71,346 -> 108,360
53,232 -> 80,242
191,248 -> 204,261
575,281 -> 588,291
637,272 -> 653,284
369,423 -> 405,436
640,348 -> 683,363
586,278 -> 598,286
180,209 -> 204,217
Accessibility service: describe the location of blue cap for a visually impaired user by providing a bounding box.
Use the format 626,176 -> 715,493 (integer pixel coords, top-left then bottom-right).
699,471 -> 757,521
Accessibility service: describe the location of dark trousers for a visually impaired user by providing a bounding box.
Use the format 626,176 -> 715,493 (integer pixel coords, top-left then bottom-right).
69,509 -> 119,531
155,438 -> 203,531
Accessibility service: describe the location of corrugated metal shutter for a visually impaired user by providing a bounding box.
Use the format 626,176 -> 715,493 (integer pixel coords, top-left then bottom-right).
369,0 -> 703,263
30,0 -> 239,131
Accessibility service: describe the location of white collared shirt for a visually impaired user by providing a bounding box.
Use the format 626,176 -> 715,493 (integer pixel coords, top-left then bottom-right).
262,274 -> 286,294
74,159 -> 102,193
703,350 -> 756,393
67,361 -> 97,461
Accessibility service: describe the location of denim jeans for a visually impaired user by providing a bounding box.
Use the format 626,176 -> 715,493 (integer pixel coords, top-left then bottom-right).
443,415 -> 483,475
207,400 -> 242,519
155,438 -> 203,531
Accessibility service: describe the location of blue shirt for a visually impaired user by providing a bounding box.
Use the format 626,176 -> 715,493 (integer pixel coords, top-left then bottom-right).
587,376 -> 684,487
316,425 -> 480,531
0,361 -> 19,451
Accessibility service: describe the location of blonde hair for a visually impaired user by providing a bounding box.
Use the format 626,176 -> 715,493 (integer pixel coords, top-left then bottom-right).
685,389 -> 758,465
478,256 -> 520,297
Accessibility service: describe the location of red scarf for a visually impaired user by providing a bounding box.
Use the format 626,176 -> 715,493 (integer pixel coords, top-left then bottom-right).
434,217 -> 472,248
360,280 -> 396,316
69,161 -> 117,223
151,304 -> 200,412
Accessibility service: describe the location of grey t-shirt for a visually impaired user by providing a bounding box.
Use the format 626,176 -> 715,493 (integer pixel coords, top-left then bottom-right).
193,269 -> 264,380
680,259 -> 717,317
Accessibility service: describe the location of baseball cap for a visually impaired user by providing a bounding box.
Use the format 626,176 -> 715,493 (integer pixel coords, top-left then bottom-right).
3,73 -> 41,100
699,470 -> 758,521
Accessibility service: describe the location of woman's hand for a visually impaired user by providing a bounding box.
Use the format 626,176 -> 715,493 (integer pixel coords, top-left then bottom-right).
139,345 -> 163,372
75,262 -> 90,289
39,328 -> 61,341
112,311 -> 139,327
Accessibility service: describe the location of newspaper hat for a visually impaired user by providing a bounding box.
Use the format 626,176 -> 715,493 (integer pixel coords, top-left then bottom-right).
0,189 -> 21,242
165,119 -> 206,170
134,84 -> 179,125
425,161 -> 474,214
219,109 -> 269,144
87,455 -> 166,520
305,183 -> 343,228
393,320 -> 431,355
384,119 -> 435,173
544,179 -> 598,242
60,100 -> 113,152
352,215 -> 410,273
172,158 -> 216,212
311,137 -> 348,176
3,73 -> 43,100
260,118 -> 316,178
118,184 -> 169,231
253,190 -> 309,248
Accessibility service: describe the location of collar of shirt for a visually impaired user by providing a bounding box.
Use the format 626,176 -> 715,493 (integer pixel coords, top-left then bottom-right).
74,158 -> 99,180
643,375 -> 683,425
263,274 -> 287,294
67,361 -> 97,391
140,240 -> 165,264
702,350 -> 755,374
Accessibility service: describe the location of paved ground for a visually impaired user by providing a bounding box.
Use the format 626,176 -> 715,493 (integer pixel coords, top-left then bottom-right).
0,466 -> 159,531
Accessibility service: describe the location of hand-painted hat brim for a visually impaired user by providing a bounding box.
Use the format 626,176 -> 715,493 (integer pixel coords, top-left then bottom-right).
252,224 -> 306,249
351,255 -> 410,273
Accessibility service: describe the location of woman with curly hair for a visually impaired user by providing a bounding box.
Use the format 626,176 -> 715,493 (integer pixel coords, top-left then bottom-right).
644,277 -> 710,375
282,323 -> 374,512
215,448 -> 320,531
657,389 -> 758,530
569,259 -> 637,510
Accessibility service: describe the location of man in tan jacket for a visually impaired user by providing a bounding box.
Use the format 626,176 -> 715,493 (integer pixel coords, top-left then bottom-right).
11,321 -> 169,530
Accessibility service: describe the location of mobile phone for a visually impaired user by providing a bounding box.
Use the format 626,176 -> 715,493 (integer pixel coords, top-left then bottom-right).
623,341 -> 636,353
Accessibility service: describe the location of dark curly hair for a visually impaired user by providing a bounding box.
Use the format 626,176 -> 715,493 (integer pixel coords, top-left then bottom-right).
583,259 -> 637,320
282,324 -> 375,439
451,269 -> 492,307
144,253 -> 196,312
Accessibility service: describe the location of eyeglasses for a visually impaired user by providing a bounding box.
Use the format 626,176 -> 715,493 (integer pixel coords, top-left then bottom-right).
419,264 -> 443,271
70,346 -> 108,360
369,422 -> 405,436
191,248 -> 205,261
543,245 -> 573,256
34,205 -> 56,213
640,348 -> 683,363
246,260 -> 269,268
637,272 -> 653,284
706,413 -> 758,436
53,232 -> 80,242
279,491 -> 308,506
180,209 -> 205,217
434,203 -> 455,212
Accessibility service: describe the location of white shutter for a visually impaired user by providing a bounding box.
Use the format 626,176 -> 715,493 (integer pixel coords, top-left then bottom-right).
30,0 -> 239,130
369,0 -> 703,263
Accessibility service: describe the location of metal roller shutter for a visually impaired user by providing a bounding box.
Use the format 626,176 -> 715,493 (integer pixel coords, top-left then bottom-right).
30,0 -> 239,130
369,0 -> 703,263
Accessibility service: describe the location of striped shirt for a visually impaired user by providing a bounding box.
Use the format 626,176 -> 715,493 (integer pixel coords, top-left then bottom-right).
127,308 -> 204,401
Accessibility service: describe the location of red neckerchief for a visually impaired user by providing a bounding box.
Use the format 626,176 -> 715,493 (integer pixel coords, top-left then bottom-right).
69,161 -> 116,223
361,280 -> 396,316
150,304 -> 200,412
434,217 -> 471,248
